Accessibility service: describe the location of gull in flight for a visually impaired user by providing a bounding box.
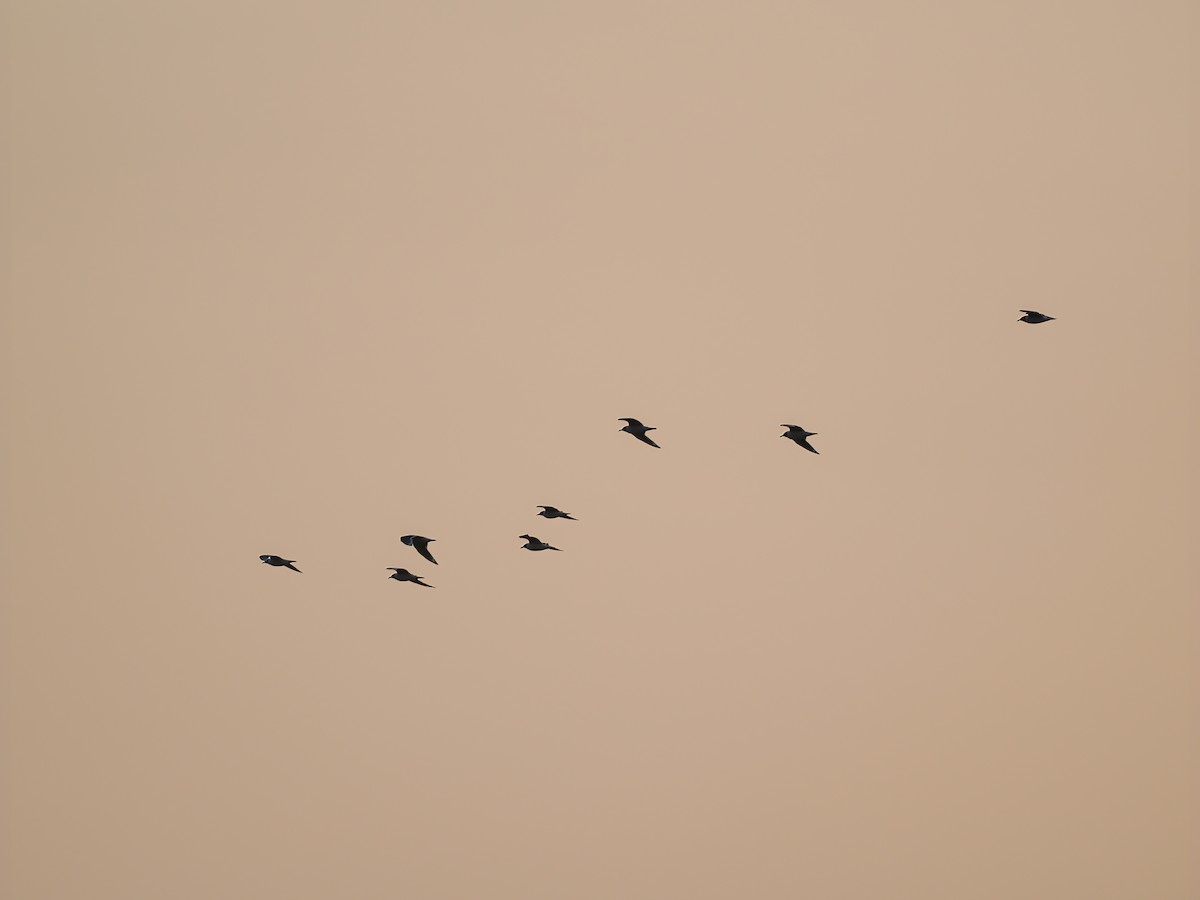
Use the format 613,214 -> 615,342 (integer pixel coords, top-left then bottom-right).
519,534 -> 561,551
618,417 -> 660,448
259,555 -> 301,572
387,567 -> 434,587
400,534 -> 438,565
780,425 -> 819,454
1018,309 -> 1055,324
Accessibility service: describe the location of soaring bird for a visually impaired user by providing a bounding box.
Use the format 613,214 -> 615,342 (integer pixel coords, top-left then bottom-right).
259,555 -> 301,572
536,505 -> 577,520
387,567 -> 434,587
519,534 -> 561,551
400,534 -> 438,565
781,424 -> 819,454
618,417 -> 660,448
1018,310 -> 1055,324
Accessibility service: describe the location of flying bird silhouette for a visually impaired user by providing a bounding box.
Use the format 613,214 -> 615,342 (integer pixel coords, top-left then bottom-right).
519,534 -> 561,551
387,567 -> 434,587
259,555 -> 301,572
399,534 -> 438,565
618,417 -> 660,448
780,425 -> 819,454
536,506 -> 577,520
1018,309 -> 1055,324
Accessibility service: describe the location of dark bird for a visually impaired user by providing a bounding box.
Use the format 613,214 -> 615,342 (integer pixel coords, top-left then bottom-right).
1018,309 -> 1055,324
537,506 -> 577,521
519,534 -> 561,551
387,567 -> 434,587
259,555 -> 301,572
618,417 -> 660,448
780,424 -> 819,454
399,534 -> 438,565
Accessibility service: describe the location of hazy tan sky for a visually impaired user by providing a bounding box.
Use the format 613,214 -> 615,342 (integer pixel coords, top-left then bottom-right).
2,2 -> 1196,898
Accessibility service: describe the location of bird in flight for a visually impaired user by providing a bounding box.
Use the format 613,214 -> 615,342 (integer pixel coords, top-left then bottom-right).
259,555 -> 301,572
519,534 -> 561,551
619,417 -> 660,448
780,424 -> 819,454
1018,309 -> 1055,324
400,534 -> 438,565
387,567 -> 434,587
536,506 -> 577,520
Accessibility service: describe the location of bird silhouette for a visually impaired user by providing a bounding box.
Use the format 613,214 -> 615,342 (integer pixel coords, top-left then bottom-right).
781,424 -> 819,454
618,417 -> 660,448
1018,309 -> 1055,324
259,555 -> 301,572
519,534 -> 561,551
387,567 -> 434,587
536,506 -> 577,520
399,534 -> 438,565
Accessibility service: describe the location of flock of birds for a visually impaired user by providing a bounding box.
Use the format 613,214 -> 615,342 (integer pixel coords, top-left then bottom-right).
258,309 -> 1058,588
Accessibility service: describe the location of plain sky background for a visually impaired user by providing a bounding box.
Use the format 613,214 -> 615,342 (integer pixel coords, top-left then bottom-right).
2,2 -> 1196,898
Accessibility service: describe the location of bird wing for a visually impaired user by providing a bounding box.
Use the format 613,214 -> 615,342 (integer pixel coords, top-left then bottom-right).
634,431 -> 661,448
619,418 -> 645,428
798,438 -> 819,454
411,537 -> 438,565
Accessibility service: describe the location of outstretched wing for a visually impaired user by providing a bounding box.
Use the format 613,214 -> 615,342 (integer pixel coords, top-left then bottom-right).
634,431 -> 661,448
619,417 -> 645,428
413,537 -> 438,565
